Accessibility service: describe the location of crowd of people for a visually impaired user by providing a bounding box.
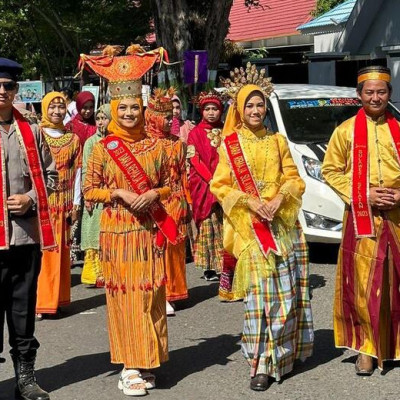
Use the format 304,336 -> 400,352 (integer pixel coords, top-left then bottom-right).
0,48 -> 398,400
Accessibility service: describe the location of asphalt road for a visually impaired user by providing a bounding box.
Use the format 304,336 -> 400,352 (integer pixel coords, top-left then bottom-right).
1,243 -> 399,400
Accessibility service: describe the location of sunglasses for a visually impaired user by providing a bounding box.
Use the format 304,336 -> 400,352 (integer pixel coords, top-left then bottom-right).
0,81 -> 17,91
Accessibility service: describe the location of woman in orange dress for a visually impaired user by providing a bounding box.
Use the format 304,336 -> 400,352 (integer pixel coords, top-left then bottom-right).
36,92 -> 82,319
84,92 -> 173,396
145,88 -> 189,316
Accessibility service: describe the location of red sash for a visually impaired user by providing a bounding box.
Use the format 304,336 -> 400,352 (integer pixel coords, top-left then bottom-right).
103,135 -> 179,248
352,109 -> 400,237
0,109 -> 56,250
224,132 -> 280,257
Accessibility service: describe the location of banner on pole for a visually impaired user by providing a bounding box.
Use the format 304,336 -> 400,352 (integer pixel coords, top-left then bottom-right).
184,51 -> 208,84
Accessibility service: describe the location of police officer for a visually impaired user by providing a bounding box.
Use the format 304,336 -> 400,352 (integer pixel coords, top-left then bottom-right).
0,58 -> 57,400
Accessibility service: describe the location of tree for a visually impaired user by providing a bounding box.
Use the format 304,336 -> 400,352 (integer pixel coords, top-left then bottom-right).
311,0 -> 347,17
0,0 -> 153,83
150,0 -> 234,86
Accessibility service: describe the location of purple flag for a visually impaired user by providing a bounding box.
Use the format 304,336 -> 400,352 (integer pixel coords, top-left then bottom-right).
184,51 -> 208,84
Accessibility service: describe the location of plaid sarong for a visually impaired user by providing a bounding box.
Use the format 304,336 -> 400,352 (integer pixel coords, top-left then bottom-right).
241,223 -> 313,380
193,205 -> 224,273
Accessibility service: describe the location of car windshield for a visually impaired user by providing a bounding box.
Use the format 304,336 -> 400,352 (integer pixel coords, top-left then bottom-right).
278,98 -> 361,144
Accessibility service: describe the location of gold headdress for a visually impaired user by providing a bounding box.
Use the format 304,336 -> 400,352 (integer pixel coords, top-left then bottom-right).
357,65 -> 391,84
147,87 -> 176,115
195,90 -> 224,111
219,62 -> 274,100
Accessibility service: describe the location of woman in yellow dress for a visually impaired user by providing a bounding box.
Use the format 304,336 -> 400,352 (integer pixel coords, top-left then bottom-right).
210,77 -> 314,391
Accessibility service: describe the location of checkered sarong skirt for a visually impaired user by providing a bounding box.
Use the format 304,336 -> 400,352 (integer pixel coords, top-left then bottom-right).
241,223 -> 314,380
193,205 -> 224,273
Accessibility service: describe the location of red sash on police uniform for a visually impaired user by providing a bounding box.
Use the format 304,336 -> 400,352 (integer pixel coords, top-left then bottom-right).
103,135 -> 178,248
0,108 -> 56,250
224,132 -> 280,257
352,109 -> 400,237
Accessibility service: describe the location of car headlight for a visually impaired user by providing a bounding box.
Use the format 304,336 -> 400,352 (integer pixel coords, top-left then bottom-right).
303,211 -> 342,231
302,155 -> 325,182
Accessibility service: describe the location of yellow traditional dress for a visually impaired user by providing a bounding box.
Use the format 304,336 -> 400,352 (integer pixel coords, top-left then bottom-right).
36,92 -> 81,315
83,102 -> 170,369
322,114 -> 400,366
211,84 -> 313,380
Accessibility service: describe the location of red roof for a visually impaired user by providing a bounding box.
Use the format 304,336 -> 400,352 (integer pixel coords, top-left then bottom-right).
228,0 -> 317,42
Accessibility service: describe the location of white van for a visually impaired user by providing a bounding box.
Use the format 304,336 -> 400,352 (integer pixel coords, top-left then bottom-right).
266,84 -> 400,243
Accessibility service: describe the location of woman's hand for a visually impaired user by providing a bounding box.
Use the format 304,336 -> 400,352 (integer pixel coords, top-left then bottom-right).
265,194 -> 284,219
111,189 -> 139,207
248,197 -> 273,221
85,200 -> 93,214
130,190 -> 159,212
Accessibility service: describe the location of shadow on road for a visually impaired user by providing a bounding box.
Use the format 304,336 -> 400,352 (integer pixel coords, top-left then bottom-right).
157,333 -> 241,389
62,293 -> 106,318
309,274 -> 327,299
308,243 -> 340,264
71,271 -> 82,288
283,329 -> 344,381
177,282 -> 219,310
0,351 -> 120,399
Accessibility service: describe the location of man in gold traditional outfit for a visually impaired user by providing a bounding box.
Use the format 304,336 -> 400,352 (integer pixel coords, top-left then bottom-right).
322,66 -> 400,375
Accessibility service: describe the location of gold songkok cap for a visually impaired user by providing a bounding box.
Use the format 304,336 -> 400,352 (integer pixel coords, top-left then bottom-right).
219,62 -> 274,100
357,65 -> 391,84
77,45 -> 169,100
147,87 -> 175,115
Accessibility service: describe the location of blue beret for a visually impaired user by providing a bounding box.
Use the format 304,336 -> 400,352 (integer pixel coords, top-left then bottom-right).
0,58 -> 23,81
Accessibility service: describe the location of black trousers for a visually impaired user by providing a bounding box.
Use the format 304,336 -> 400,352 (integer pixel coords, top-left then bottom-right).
0,244 -> 42,359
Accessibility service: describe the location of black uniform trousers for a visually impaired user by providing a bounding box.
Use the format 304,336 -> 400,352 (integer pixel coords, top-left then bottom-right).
0,244 -> 42,359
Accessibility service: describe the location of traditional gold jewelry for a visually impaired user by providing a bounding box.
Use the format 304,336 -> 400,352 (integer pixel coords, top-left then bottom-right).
44,131 -> 74,148
206,128 -> 222,148
220,62 -> 274,100
237,194 -> 250,207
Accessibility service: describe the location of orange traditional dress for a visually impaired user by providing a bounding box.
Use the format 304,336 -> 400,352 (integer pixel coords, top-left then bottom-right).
36,92 -> 82,314
84,127 -> 171,368
145,89 -> 189,302
79,45 -> 175,396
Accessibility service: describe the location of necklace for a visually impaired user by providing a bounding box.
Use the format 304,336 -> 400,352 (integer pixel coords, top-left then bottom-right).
240,130 -> 270,191
0,119 -> 13,125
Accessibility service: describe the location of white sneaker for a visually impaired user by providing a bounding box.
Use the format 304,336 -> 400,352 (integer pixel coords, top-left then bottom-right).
166,301 -> 175,316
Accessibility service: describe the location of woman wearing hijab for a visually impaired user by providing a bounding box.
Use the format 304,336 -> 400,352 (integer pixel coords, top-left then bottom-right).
81,104 -> 111,287
36,92 -> 82,319
66,91 -> 97,146
210,74 -> 314,391
83,85 -> 174,395
171,95 -> 193,143
66,91 -> 97,266
145,88 -> 190,316
187,91 -> 225,282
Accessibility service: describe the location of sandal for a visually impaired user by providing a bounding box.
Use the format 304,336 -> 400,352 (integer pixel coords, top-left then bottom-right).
118,369 -> 147,396
140,371 -> 156,390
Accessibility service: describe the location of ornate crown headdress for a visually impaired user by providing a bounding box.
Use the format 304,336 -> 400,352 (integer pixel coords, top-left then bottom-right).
77,44 -> 169,100
147,87 -> 176,115
219,62 -> 274,100
195,89 -> 224,108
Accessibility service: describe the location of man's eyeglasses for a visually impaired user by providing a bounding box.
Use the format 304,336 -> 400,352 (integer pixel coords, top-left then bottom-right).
0,82 -> 17,91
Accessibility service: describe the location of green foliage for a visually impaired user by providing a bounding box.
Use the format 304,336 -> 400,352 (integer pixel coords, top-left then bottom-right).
0,0 -> 153,81
246,47 -> 268,60
311,0 -> 347,17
